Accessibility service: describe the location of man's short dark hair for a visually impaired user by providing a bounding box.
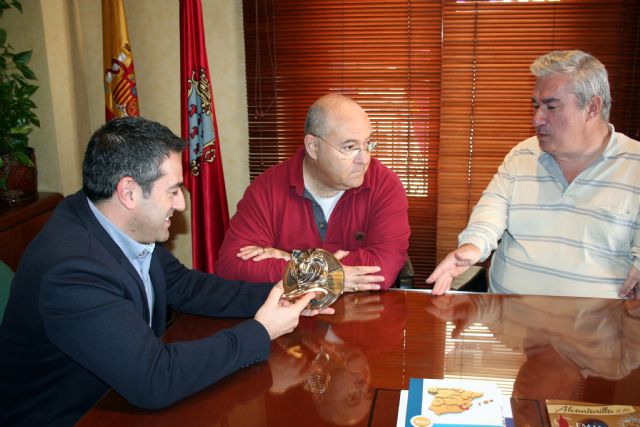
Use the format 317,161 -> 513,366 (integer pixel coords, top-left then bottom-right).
83,117 -> 185,202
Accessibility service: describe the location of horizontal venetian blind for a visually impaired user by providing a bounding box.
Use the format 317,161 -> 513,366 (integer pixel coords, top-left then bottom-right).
437,0 -> 640,260
243,0 -> 443,284
243,0 -> 640,284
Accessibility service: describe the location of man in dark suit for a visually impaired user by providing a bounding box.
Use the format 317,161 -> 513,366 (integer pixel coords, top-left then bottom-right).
0,117 -> 332,427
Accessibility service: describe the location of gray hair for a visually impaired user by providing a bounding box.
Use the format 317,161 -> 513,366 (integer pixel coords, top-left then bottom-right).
530,50 -> 611,121
304,93 -> 359,138
304,100 -> 330,138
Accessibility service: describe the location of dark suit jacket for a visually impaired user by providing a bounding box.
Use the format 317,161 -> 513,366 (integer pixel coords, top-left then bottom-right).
0,191 -> 273,427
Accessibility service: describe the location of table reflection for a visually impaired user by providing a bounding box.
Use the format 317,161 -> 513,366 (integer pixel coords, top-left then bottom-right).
76,290 -> 640,427
266,292 -> 407,426
427,293 -> 640,424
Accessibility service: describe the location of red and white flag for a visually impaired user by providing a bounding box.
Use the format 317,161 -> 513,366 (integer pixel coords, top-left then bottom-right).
180,0 -> 229,272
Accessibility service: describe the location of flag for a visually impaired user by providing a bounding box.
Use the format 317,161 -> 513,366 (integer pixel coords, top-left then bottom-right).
102,0 -> 139,120
180,0 -> 230,273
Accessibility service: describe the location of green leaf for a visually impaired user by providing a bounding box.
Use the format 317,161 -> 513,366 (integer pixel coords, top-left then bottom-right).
15,83 -> 38,100
21,83 -> 38,96
14,151 -> 33,167
16,63 -> 36,80
0,28 -> 6,46
10,0 -> 22,14
9,125 -> 31,135
11,140 -> 28,151
21,98 -> 36,109
10,71 -> 24,82
13,50 -> 32,65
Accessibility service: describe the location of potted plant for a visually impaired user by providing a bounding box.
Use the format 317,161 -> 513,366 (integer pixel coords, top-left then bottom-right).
0,0 -> 39,206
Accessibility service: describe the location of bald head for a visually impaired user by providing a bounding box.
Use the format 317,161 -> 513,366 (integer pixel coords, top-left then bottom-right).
301,93 -> 373,196
304,94 -> 365,138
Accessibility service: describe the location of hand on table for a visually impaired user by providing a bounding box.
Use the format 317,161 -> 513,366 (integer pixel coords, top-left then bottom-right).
334,250 -> 383,293
238,245 -> 291,262
426,243 -> 481,295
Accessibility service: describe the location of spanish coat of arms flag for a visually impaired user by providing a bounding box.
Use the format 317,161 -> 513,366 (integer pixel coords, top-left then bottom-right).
102,0 -> 139,120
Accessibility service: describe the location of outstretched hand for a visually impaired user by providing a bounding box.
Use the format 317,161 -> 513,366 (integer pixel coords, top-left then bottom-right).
426,243 -> 481,295
619,266 -> 640,300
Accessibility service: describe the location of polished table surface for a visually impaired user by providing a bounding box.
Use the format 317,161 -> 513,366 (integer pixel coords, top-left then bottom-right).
77,290 -> 640,426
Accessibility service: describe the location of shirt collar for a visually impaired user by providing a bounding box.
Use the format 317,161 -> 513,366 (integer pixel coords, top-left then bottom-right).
87,198 -> 155,261
536,123 -> 619,163
600,124 -> 624,158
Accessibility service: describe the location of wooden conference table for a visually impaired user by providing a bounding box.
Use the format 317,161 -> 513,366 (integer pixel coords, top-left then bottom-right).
77,289 -> 640,426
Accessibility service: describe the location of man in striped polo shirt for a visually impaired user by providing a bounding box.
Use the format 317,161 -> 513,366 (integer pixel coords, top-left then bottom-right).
428,50 -> 640,299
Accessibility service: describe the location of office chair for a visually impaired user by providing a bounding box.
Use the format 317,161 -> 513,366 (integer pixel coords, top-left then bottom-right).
393,258 -> 415,289
0,260 -> 14,319
454,265 -> 488,292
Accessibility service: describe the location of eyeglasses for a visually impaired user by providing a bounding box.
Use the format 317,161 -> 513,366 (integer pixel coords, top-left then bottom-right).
314,135 -> 377,159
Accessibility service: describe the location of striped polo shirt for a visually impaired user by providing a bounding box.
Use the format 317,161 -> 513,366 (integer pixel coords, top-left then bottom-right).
459,125 -> 640,298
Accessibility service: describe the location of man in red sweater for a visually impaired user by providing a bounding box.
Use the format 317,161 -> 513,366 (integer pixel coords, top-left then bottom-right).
215,94 -> 410,291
